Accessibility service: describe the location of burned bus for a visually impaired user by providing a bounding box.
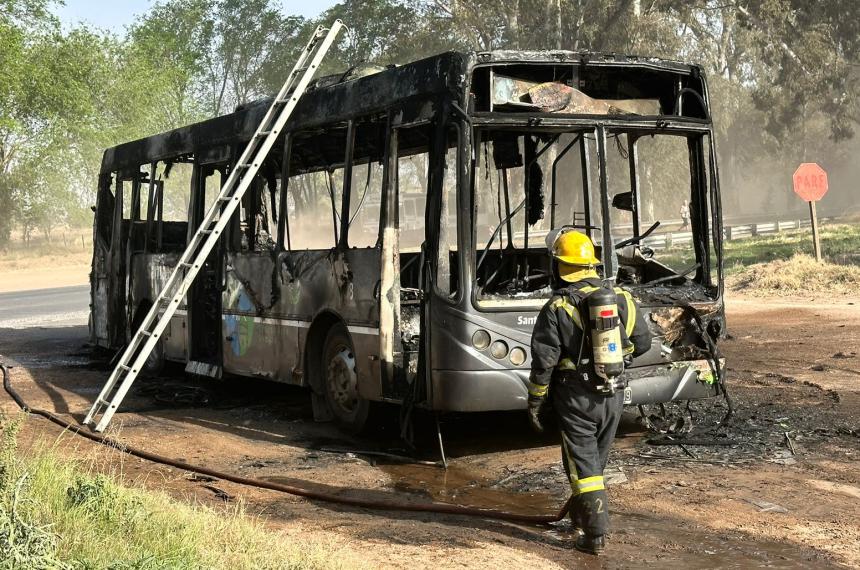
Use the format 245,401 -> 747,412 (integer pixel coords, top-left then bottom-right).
90,50 -> 726,431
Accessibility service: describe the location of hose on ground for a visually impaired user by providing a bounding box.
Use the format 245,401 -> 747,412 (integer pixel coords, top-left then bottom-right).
0,363 -> 571,525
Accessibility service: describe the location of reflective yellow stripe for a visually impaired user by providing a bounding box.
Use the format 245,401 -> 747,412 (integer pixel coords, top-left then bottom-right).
561,434 -> 580,494
551,297 -> 582,329
617,290 -> 636,338
558,357 -> 577,371
578,285 -> 599,295
623,344 -> 635,354
577,475 -> 603,485
578,481 -> 606,494
528,382 -> 548,398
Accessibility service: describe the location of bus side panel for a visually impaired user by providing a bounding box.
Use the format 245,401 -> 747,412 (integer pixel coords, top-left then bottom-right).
341,247 -> 383,402
220,249 -> 381,397
126,252 -> 186,362
221,252 -> 294,381
90,249 -> 110,347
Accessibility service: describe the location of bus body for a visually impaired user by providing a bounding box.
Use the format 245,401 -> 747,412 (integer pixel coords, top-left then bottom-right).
90,50 -> 725,429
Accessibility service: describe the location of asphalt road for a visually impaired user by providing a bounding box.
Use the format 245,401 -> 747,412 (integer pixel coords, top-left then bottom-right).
0,284 -> 90,328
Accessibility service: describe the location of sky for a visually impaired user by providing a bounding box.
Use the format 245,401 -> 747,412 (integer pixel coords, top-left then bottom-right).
56,0 -> 337,32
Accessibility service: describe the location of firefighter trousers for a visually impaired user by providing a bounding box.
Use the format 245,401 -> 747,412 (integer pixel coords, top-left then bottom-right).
552,376 -> 624,536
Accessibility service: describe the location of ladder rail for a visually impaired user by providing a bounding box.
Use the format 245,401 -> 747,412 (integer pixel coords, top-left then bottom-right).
84,20 -> 346,432
187,24 -> 330,238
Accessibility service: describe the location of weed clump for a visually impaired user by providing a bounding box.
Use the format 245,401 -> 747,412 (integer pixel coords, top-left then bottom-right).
728,253 -> 860,296
0,416 -> 69,570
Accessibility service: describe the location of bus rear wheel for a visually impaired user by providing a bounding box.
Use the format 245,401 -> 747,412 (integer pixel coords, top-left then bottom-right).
321,323 -> 369,433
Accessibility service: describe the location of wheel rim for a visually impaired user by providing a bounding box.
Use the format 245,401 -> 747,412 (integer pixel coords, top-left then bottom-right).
326,344 -> 358,416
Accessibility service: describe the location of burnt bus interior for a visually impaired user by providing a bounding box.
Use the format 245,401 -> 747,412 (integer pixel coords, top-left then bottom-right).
467,58 -> 721,307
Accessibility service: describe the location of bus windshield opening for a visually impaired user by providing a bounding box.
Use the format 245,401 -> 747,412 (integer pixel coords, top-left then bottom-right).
473,128 -> 720,306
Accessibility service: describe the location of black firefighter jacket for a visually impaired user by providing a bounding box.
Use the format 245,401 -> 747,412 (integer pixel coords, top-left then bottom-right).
528,277 -> 652,399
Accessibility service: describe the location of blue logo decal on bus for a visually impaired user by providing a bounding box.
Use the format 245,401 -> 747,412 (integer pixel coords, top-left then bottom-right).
225,291 -> 255,356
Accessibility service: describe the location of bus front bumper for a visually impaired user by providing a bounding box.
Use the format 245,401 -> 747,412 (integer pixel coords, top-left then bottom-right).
430,359 -> 722,412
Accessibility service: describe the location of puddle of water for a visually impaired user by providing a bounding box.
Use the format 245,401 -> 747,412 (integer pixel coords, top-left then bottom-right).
378,462 -> 562,515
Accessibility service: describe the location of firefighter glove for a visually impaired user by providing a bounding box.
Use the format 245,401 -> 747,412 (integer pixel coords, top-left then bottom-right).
527,396 -> 547,434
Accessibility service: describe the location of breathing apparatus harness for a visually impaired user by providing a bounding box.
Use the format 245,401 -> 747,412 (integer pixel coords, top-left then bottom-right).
557,283 -> 630,395
547,226 -> 630,395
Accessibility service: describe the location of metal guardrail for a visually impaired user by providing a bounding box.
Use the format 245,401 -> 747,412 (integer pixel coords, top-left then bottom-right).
642,218 -> 814,250
510,215 -> 837,251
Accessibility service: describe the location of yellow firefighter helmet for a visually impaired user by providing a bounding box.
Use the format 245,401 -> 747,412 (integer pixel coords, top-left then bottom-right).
551,229 -> 600,266
550,229 -> 600,283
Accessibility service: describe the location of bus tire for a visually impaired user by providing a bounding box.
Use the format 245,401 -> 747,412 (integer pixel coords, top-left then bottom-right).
320,322 -> 369,433
131,302 -> 163,378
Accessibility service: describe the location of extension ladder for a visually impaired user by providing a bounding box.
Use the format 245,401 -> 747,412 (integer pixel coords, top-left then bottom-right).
83,20 -> 346,433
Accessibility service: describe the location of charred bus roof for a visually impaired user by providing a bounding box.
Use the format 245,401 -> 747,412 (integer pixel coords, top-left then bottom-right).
100,50 -> 709,175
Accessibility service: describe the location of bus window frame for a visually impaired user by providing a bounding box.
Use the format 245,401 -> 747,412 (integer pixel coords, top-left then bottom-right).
278,126 -> 358,253
623,129 -> 715,287
469,126 -> 598,311
433,122 -> 462,303
277,134 -> 292,252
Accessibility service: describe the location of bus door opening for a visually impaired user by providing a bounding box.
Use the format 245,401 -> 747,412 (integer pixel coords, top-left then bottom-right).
187,163 -> 227,377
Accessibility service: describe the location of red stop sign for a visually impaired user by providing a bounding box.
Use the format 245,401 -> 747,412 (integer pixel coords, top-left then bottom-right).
793,163 -> 829,202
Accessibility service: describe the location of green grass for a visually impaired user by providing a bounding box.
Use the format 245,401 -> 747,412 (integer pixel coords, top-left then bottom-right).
719,223 -> 860,296
0,415 -> 357,570
655,222 -> 860,276
721,222 -> 860,276
649,222 -> 860,295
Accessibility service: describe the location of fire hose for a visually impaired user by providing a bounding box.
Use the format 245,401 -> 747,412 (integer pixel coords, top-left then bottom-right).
1,363 -> 571,525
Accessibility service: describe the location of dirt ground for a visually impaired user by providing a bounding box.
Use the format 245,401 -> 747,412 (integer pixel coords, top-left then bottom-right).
1,296 -> 859,569
0,251 -> 90,293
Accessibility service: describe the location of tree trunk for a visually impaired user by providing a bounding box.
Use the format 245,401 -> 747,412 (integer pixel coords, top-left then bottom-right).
555,0 -> 563,49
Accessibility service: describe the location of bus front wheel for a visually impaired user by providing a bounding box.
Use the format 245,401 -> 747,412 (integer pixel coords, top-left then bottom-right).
321,323 -> 369,433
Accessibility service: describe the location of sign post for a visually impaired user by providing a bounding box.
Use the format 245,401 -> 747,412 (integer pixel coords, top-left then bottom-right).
792,163 -> 829,262
809,201 -> 822,262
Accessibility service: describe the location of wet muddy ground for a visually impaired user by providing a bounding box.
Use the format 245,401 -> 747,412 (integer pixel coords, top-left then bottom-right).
1,297 -> 859,569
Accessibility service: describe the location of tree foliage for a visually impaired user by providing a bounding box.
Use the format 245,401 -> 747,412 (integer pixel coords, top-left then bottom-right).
0,0 -> 857,247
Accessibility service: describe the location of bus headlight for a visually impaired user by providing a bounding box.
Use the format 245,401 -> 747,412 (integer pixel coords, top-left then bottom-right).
490,340 -> 508,359
472,330 -> 491,350
509,347 -> 527,366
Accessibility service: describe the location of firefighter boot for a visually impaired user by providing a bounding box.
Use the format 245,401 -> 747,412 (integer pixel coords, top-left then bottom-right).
575,533 -> 605,556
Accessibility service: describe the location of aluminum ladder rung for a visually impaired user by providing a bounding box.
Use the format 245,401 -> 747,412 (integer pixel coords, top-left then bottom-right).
83,20 -> 346,433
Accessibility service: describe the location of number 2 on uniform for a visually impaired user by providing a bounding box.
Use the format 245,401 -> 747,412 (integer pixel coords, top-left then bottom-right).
596,498 -> 604,513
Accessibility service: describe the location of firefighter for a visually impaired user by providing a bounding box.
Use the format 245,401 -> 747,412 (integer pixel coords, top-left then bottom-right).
527,229 -> 651,555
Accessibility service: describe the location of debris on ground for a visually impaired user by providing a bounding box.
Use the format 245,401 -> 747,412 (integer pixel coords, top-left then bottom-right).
745,499 -> 789,513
